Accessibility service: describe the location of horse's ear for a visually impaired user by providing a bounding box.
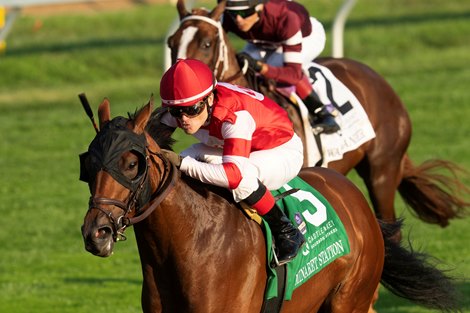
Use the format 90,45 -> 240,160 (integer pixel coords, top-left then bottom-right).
98,98 -> 111,130
132,97 -> 153,134
210,0 -> 226,21
177,0 -> 190,20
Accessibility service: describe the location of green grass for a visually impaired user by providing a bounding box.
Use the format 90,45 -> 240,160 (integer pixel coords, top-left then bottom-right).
0,0 -> 469,312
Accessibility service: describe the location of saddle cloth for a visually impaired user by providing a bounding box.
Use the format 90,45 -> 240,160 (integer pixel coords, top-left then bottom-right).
278,62 -> 376,167
257,176 -> 351,300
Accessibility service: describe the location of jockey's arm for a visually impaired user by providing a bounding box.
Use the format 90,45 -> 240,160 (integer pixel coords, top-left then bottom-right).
260,27 -> 304,86
180,112 -> 255,190
260,61 -> 303,86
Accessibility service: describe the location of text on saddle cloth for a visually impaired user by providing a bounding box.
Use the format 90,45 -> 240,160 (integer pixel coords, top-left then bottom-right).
250,176 -> 351,301
298,63 -> 376,167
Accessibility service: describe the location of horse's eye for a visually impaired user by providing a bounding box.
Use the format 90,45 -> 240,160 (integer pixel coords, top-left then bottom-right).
167,35 -> 175,49
201,40 -> 211,49
120,152 -> 140,180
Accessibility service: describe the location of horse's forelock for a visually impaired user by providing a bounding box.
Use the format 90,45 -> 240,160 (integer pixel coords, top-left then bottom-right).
146,107 -> 176,150
191,8 -> 210,16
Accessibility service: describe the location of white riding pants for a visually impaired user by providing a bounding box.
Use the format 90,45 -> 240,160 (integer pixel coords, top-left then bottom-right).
243,17 -> 326,67
181,134 -> 303,202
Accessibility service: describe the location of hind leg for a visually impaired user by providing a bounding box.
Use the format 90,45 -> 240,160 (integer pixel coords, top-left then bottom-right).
327,226 -> 384,312
326,272 -> 381,313
368,285 -> 380,313
355,156 -> 405,224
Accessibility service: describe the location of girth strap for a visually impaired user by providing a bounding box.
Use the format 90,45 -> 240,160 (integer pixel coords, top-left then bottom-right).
261,264 -> 287,313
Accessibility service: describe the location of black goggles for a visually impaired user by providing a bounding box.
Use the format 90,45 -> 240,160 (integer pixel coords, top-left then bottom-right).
168,97 -> 208,119
227,7 -> 257,19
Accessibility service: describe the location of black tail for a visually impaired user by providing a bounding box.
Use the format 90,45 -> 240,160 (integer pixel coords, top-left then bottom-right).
379,219 -> 461,312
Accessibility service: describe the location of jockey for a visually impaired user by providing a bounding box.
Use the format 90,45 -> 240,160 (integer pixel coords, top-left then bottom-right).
159,58 -> 305,266
221,0 -> 340,134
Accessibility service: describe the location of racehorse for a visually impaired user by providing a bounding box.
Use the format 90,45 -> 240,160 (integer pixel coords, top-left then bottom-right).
80,98 -> 460,313
167,0 -> 470,228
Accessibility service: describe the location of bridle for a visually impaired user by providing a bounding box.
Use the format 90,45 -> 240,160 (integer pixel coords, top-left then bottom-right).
87,144 -> 177,242
179,15 -> 244,83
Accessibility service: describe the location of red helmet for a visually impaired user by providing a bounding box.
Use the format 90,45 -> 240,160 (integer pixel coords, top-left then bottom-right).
160,59 -> 216,107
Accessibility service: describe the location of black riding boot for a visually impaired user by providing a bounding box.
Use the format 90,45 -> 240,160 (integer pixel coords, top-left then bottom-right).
302,93 -> 340,134
263,204 -> 305,266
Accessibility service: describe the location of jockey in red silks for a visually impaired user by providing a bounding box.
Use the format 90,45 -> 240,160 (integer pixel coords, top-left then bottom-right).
221,0 -> 340,134
159,58 -> 305,265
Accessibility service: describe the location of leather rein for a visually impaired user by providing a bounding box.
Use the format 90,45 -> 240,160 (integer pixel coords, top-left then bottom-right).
87,145 -> 177,242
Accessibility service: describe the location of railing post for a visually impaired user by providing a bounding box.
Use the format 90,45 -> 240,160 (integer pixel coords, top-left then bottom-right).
0,6 -> 22,53
332,0 -> 357,58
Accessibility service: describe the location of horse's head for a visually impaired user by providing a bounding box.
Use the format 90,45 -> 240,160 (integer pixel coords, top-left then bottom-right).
168,0 -> 246,85
80,98 -> 173,257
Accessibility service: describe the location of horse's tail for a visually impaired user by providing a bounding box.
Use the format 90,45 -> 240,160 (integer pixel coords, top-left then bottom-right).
398,154 -> 470,227
379,219 -> 461,312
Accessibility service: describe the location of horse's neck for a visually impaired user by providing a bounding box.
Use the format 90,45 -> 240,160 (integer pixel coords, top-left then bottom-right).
220,61 -> 249,87
135,177 -> 267,310
137,176 -> 263,266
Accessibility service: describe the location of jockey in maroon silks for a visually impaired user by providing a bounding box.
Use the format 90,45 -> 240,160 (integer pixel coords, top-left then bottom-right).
221,0 -> 340,134
159,58 -> 305,265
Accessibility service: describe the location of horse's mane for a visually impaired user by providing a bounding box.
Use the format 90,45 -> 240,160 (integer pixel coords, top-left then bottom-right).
129,105 -> 176,150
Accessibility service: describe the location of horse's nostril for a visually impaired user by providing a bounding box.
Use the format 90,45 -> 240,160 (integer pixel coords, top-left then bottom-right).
96,227 -> 112,239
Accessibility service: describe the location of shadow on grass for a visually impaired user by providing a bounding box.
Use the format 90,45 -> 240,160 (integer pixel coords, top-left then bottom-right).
323,11 -> 470,31
5,10 -> 470,57
4,36 -> 165,56
64,277 -> 141,285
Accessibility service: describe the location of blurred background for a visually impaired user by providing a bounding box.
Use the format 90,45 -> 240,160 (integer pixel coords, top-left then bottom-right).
0,0 -> 468,312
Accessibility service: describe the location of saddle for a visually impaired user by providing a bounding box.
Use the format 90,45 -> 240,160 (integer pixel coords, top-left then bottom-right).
243,64 -> 376,168
241,176 -> 351,311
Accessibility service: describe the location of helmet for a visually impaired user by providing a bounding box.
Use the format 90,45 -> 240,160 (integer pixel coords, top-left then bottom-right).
225,0 -> 265,11
160,59 -> 216,107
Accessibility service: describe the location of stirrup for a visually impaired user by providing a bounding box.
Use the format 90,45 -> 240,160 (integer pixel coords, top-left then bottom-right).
271,243 -> 285,268
270,238 -> 305,268
311,123 -> 340,135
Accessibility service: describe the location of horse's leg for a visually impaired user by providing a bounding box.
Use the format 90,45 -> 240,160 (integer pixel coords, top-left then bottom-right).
368,285 -> 380,313
298,168 -> 384,313
355,155 -> 405,223
327,268 -> 381,313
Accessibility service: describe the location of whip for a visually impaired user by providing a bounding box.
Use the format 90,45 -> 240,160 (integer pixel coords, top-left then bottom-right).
78,92 -> 99,133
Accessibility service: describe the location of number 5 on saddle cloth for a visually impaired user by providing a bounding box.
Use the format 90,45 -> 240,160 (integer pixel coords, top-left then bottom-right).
245,176 -> 351,302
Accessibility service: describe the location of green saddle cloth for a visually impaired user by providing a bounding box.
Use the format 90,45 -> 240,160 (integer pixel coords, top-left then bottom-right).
264,176 -> 350,300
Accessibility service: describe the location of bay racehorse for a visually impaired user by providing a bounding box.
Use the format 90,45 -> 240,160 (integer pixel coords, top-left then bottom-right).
80,98 -> 459,313
166,0 -> 469,228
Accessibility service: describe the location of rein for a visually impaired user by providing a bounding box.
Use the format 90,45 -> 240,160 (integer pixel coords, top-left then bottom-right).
179,15 -> 243,83
127,154 -> 177,225
88,146 -> 177,241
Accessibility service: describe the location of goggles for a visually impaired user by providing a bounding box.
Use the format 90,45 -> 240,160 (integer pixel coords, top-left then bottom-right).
227,7 -> 257,19
168,97 -> 208,119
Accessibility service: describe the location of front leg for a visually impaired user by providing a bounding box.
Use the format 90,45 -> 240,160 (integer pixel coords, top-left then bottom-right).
141,266 -> 162,313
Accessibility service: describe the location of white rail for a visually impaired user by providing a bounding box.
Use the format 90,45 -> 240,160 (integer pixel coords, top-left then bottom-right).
162,0 -> 357,69
331,0 -> 357,58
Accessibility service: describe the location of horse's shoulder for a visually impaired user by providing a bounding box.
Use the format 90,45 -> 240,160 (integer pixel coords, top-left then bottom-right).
181,174 -> 234,203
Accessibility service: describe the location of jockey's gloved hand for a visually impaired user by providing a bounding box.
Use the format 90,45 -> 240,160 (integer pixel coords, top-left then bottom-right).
236,52 -> 263,72
161,149 -> 182,168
